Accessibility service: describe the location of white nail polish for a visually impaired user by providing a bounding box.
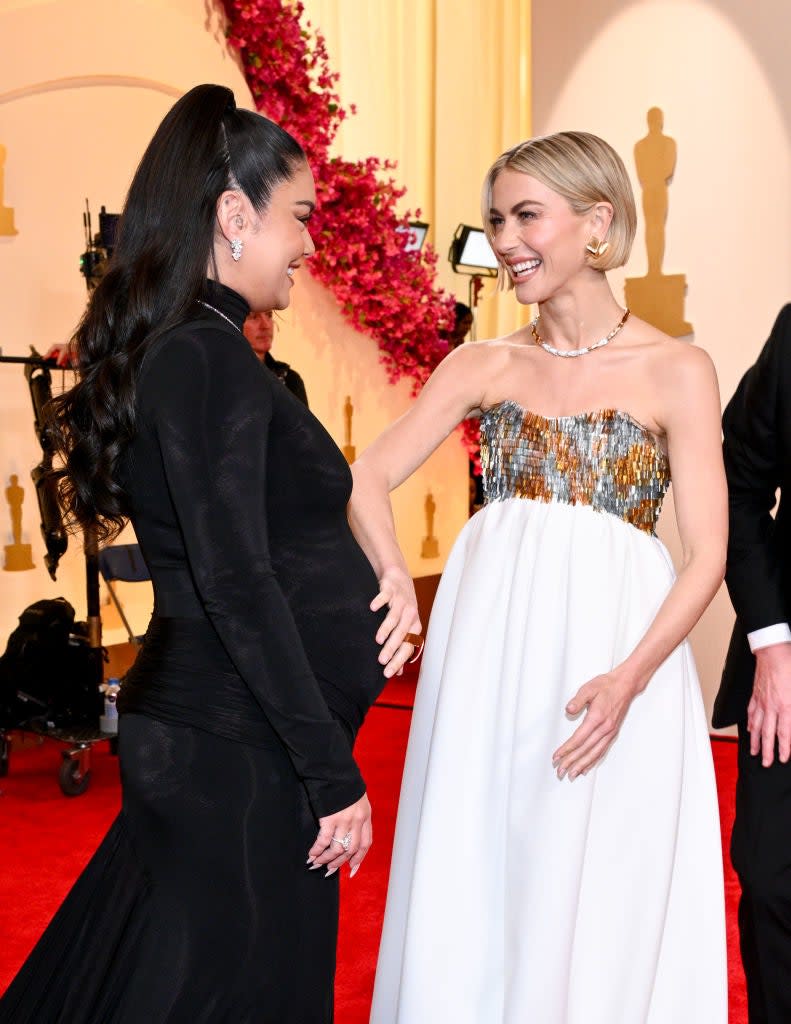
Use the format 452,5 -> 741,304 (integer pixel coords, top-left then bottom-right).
325,867 -> 337,878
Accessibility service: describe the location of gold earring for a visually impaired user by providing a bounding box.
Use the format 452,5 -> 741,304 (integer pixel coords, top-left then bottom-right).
586,236 -> 610,259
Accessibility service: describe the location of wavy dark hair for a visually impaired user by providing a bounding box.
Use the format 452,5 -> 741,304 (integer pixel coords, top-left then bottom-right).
50,84 -> 305,542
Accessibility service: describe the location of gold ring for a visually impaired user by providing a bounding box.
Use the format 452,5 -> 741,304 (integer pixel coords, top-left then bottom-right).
404,632 -> 424,663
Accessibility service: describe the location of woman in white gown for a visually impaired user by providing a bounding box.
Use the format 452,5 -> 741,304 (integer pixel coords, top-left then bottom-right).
350,132 -> 728,1023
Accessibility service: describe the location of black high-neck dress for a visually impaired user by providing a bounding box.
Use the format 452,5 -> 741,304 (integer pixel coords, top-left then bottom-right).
0,282 -> 387,1023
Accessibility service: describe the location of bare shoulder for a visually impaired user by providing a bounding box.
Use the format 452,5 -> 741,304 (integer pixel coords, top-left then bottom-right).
435,331 -> 528,381
415,336 -> 507,416
629,316 -> 717,392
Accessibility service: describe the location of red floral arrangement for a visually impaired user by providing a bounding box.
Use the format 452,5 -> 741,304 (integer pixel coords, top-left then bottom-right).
221,0 -> 480,463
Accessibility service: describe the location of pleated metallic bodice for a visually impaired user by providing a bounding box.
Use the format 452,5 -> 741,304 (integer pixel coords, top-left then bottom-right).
480,400 -> 671,536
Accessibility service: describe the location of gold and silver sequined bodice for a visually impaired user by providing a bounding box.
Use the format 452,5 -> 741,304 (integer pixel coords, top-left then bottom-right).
480,401 -> 670,536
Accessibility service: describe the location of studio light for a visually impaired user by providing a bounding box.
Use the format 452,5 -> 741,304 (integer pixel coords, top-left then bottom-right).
448,224 -> 499,277
397,220 -> 429,252
447,224 -> 500,337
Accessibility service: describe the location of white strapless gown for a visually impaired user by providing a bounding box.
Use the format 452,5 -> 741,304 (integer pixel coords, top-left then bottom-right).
370,406 -> 727,1024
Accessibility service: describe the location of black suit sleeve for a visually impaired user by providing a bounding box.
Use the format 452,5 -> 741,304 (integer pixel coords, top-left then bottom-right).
140,326 -> 365,819
723,304 -> 791,632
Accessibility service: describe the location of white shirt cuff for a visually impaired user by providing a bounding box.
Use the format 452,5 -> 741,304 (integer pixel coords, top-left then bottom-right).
747,623 -> 791,652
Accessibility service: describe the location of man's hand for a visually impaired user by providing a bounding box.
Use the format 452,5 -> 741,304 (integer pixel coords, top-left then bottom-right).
748,642 -> 791,766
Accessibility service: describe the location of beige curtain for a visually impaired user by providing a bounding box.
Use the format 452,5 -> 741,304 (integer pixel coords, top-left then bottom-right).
301,0 -> 532,341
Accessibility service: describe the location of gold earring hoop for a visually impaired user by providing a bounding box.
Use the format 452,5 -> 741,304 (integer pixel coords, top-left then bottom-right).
585,236 -> 610,259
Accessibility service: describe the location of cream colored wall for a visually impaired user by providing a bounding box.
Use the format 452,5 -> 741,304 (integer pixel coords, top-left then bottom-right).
0,0 -> 474,647
532,0 -> 791,725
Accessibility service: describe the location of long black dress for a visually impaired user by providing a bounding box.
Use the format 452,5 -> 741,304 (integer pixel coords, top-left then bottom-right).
0,282 -> 387,1023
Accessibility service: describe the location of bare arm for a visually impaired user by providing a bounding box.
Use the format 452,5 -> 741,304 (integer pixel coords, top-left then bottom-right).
554,345 -> 727,778
349,344 -> 487,672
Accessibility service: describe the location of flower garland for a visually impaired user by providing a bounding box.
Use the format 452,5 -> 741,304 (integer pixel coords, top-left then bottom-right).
221,0 -> 480,462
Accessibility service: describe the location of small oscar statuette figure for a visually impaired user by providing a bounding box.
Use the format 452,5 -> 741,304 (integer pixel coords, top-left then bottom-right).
421,489 -> 439,559
4,474 -> 35,571
624,108 -> 693,337
0,144 -> 18,237
342,395 -> 356,463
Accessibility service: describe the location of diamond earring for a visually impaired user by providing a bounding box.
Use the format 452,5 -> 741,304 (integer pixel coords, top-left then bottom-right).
230,238 -> 243,262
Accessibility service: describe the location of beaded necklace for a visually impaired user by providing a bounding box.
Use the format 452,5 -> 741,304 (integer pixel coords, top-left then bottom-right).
531,308 -> 630,358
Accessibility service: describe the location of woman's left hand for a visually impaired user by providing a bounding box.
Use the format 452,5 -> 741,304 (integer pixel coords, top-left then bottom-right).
552,672 -> 640,780
371,567 -> 422,678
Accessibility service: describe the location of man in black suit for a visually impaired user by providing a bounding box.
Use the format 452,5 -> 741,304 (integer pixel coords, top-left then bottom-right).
716,304 -> 791,1023
243,310 -> 309,407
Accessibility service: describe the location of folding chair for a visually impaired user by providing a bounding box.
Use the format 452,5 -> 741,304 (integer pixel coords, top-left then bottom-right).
97,543 -> 151,647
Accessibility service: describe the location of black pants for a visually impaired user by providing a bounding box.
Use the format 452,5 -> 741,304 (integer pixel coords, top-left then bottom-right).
732,724 -> 791,1023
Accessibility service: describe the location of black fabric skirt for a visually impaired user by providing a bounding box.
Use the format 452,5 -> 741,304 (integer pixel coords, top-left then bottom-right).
0,619 -> 340,1024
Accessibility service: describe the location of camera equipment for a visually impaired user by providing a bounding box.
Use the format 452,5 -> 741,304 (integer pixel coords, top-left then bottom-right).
79,200 -> 120,291
0,350 -> 67,579
27,356 -> 69,579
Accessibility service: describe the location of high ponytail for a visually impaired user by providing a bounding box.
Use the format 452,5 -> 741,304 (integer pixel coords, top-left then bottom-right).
49,84 -> 305,542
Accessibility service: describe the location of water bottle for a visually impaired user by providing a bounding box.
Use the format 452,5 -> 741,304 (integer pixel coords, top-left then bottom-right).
100,677 -> 120,735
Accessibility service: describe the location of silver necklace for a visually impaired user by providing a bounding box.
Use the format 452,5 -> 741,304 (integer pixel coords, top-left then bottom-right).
198,299 -> 243,334
531,308 -> 630,358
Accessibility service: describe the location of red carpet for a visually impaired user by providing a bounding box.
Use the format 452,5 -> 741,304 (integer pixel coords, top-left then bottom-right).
0,689 -> 748,1021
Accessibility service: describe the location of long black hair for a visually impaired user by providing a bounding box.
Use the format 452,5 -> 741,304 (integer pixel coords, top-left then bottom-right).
50,84 -> 305,542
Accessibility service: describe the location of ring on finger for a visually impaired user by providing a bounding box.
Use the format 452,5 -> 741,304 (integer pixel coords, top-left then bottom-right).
331,832 -> 352,852
404,632 -> 424,664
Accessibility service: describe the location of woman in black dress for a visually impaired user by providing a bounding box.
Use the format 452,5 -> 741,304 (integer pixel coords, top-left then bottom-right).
0,84 -> 416,1023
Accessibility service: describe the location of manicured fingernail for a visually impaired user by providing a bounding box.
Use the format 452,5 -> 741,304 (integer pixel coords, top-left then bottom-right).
557,768 -> 566,779
350,864 -> 359,879
325,867 -> 337,878
306,858 -> 314,865
569,770 -> 578,780
309,863 -> 322,870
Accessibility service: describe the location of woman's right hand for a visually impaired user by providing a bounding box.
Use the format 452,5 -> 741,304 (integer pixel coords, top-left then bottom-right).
307,792 -> 372,878
371,567 -> 422,677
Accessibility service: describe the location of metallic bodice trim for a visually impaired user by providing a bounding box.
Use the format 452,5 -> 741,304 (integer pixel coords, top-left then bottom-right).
480,401 -> 671,536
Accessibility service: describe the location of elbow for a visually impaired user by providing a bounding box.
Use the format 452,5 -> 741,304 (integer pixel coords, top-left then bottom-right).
680,541 -> 727,590
713,550 -> 727,589
351,453 -> 392,495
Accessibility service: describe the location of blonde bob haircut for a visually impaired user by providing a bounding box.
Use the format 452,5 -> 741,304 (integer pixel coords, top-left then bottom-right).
481,131 -> 637,286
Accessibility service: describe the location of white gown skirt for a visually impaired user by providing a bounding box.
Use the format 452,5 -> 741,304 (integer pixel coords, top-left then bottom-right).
370,497 -> 727,1024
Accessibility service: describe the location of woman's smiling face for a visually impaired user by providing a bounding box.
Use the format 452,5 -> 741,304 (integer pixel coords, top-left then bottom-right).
217,159 -> 317,313
243,160 -> 317,312
488,168 -> 596,305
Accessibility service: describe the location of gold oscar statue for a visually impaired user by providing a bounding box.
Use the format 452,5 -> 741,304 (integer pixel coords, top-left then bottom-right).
624,108 -> 692,337
4,474 -> 35,571
421,490 -> 439,559
342,395 -> 356,463
0,144 -> 18,237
